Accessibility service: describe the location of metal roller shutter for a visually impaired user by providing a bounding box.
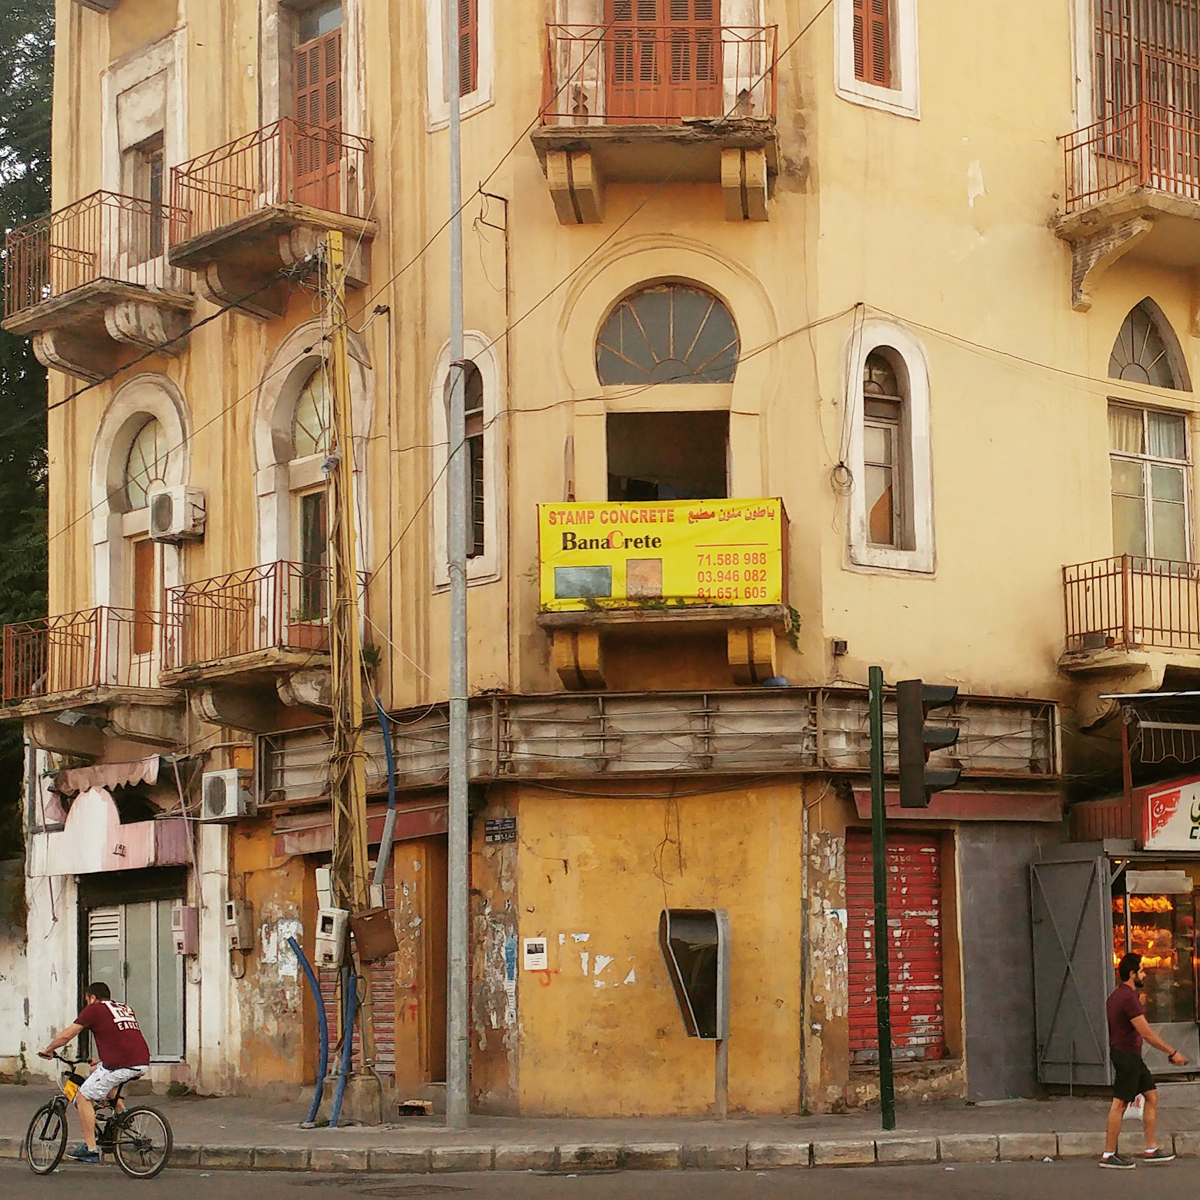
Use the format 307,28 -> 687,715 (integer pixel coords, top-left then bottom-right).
846,831 -> 946,1064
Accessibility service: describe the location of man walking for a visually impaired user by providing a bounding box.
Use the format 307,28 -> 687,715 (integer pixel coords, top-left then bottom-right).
1101,952 -> 1189,1168
39,982 -> 150,1165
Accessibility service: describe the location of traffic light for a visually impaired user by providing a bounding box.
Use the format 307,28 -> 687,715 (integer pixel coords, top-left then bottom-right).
896,679 -> 961,808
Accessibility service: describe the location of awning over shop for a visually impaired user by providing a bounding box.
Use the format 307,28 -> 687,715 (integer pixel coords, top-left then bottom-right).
54,755 -> 162,796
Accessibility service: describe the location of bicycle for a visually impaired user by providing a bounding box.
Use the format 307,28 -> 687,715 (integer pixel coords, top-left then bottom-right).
24,1053 -> 173,1179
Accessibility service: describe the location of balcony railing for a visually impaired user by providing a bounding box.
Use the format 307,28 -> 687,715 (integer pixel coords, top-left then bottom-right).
1062,100 -> 1200,213
3,607 -> 164,704
4,190 -> 189,322
541,24 -> 777,126
169,118 -> 372,247
1063,555 -> 1200,653
165,560 -> 334,673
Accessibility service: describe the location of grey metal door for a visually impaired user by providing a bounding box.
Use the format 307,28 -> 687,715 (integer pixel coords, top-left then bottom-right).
1030,852 -> 1115,1086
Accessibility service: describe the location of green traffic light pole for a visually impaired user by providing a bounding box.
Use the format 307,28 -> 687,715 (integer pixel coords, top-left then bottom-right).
868,666 -> 897,1132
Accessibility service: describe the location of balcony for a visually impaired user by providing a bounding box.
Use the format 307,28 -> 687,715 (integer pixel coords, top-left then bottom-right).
1060,555 -> 1200,697
169,119 -> 375,318
536,498 -> 789,689
2,191 -> 194,381
532,23 -> 778,224
2,607 -> 183,755
1057,99 -> 1200,310
162,561 -> 340,728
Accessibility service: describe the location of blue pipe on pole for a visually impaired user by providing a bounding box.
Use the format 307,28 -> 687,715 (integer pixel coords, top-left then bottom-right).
372,698 -> 397,891
328,964 -> 358,1128
287,936 -> 328,1127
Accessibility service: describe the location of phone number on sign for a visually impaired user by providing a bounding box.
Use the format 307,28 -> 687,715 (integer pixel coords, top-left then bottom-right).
696,586 -> 770,601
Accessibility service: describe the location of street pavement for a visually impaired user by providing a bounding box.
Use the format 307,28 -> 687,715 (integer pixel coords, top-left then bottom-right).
6,1161 -> 1200,1198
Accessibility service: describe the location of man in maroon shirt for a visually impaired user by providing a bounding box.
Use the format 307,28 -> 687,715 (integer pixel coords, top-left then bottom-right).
39,982 -> 150,1165
1101,952 -> 1189,1168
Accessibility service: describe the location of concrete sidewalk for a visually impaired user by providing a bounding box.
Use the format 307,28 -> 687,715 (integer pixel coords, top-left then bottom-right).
3,1083 -> 1200,1173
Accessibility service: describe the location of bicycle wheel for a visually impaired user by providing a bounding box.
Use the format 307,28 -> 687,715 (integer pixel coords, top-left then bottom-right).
112,1105 -> 173,1179
24,1101 -> 67,1175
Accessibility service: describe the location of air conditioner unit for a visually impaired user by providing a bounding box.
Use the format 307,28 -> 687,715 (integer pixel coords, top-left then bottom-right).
148,486 -> 206,543
200,769 -> 255,823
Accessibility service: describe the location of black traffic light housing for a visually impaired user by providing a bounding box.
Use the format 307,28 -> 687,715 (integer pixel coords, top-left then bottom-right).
897,679 -> 961,808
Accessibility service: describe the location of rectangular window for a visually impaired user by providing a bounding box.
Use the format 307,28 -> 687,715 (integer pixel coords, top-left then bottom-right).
87,901 -> 184,1062
853,0 -> 892,88
864,397 -> 902,546
132,537 -> 158,656
457,0 -> 479,97
124,135 -> 165,264
298,490 -> 329,621
606,411 -> 729,502
1109,403 -> 1190,563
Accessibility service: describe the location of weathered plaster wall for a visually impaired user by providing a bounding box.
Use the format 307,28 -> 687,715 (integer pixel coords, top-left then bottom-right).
515,780 -> 803,1116
0,861 -> 29,1080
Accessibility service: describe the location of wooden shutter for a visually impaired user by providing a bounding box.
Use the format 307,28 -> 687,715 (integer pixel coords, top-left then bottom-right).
846,831 -> 946,1064
293,26 -> 343,208
458,0 -> 478,97
132,538 -> 157,656
853,0 -> 892,88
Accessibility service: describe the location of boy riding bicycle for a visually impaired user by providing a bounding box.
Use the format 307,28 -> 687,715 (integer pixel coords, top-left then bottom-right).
39,982 -> 150,1164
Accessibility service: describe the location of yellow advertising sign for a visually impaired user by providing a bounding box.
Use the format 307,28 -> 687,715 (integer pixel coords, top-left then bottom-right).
538,499 -> 787,612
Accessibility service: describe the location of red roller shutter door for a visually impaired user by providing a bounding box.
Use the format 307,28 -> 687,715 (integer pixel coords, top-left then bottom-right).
846,831 -> 946,1064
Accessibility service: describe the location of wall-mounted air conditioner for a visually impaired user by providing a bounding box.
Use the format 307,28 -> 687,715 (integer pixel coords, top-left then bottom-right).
148,486 -> 206,543
200,769 -> 255,823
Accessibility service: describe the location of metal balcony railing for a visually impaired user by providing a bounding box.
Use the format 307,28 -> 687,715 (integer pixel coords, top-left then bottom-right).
541,23 -> 777,126
3,607 -> 165,704
1063,555 -> 1200,653
169,118 -> 372,247
165,560 -> 335,672
4,190 -> 189,322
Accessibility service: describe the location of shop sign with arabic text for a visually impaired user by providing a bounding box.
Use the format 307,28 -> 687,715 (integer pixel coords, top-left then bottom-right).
537,499 -> 787,613
1144,777 -> 1200,850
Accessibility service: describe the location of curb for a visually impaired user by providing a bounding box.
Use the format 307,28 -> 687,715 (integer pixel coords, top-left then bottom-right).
3,1130 -> 1199,1173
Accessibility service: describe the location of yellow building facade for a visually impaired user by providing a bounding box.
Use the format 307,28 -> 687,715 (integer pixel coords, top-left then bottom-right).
10,0 -> 1200,1114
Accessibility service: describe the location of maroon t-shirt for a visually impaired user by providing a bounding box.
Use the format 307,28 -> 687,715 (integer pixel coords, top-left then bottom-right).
1107,985 -> 1146,1056
76,1001 -> 150,1069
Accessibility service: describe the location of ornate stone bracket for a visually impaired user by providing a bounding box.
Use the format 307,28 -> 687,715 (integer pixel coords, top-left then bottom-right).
546,150 -> 606,226
1067,216 -> 1154,312
721,148 -> 769,222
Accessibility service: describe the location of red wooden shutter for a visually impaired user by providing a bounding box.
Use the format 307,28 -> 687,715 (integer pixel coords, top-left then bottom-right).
846,831 -> 946,1064
458,0 -> 478,97
293,26 -> 343,207
853,0 -> 892,88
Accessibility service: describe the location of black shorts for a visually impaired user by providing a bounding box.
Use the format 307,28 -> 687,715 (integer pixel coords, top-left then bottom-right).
1112,1049 -> 1156,1103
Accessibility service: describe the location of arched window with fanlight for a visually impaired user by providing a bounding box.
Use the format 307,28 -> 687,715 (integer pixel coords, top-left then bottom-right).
1108,301 -> 1193,564
444,361 -> 486,559
124,418 -> 168,654
596,283 -> 739,502
290,365 -> 332,619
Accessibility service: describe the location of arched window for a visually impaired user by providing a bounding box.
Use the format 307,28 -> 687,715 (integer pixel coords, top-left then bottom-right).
596,284 -> 739,384
862,351 -> 907,548
444,360 -> 485,559
124,418 -> 167,510
1107,302 -> 1192,563
292,366 -> 332,458
1109,301 -> 1187,390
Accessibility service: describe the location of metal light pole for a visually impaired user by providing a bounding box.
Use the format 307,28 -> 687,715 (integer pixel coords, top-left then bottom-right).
444,0 -> 471,1132
868,666 -> 896,1131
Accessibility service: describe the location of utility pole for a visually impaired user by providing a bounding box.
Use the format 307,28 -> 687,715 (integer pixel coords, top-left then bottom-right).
444,0 -> 471,1132
325,229 -> 377,1077
868,666 -> 896,1131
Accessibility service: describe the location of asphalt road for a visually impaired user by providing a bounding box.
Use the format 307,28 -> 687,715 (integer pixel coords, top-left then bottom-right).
6,1161 -> 1200,1198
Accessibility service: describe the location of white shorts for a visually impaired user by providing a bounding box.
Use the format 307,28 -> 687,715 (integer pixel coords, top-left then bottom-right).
78,1064 -> 147,1103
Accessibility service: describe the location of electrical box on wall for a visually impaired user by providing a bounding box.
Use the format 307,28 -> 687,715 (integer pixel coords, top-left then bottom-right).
171,904 -> 199,956
225,899 -> 254,953
201,769 -> 255,823
315,907 -> 349,969
148,486 -> 206,542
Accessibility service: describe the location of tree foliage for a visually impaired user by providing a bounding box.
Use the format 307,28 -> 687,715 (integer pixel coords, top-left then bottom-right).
0,0 -> 52,859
